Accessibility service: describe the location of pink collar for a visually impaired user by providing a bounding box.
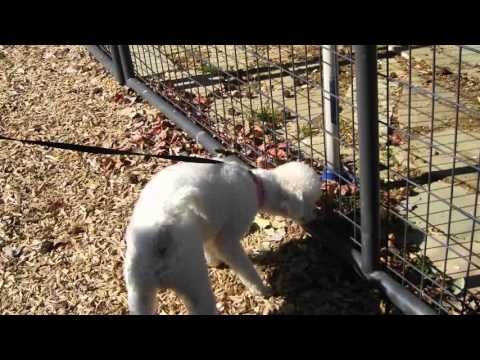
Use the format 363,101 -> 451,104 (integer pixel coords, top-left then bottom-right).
248,171 -> 265,208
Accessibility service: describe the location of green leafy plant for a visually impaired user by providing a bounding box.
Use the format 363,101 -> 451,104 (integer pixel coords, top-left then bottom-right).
299,123 -> 320,139
199,63 -> 220,76
252,107 -> 283,128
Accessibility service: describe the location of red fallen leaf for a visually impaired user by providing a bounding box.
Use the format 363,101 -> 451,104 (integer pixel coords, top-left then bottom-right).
148,125 -> 165,136
100,158 -> 116,171
192,143 -> 204,151
164,89 -> 177,99
47,200 -> 65,211
193,96 -> 209,106
160,119 -> 174,129
234,124 -> 243,133
267,148 -> 277,157
349,184 -> 359,193
267,148 -> 287,160
131,120 -> 146,131
236,136 -> 245,145
387,233 -> 397,248
264,136 -> 275,146
253,125 -> 264,138
131,134 -> 146,145
170,145 -> 184,155
158,141 -> 168,148
321,181 -> 338,195
277,149 -> 288,161
164,80 -> 175,88
170,132 -> 181,143
152,140 -> 168,152
158,129 -> 170,141
388,132 -> 404,146
113,92 -> 125,103
256,156 -> 275,169
340,185 -> 350,196
154,112 -> 167,122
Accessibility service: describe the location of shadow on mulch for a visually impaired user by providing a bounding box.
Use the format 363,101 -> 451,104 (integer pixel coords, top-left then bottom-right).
251,235 -> 390,315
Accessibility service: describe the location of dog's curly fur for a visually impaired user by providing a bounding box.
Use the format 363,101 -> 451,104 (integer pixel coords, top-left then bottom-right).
124,159 -> 322,315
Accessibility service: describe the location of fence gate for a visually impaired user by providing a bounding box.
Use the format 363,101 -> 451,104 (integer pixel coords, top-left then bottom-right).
87,45 -> 480,315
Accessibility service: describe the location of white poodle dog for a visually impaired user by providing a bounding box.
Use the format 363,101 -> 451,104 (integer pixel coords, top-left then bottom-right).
123,158 -> 322,315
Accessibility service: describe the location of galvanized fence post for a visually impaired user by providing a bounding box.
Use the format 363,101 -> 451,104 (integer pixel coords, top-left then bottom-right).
354,45 -> 381,275
86,45 -> 124,85
321,45 -> 341,178
109,46 -> 125,85
117,45 -> 135,81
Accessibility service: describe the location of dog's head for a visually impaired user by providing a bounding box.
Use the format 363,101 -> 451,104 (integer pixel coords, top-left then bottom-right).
271,162 -> 322,224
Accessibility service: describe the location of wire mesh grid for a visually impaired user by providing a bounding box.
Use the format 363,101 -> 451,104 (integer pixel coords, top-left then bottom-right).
125,45 -> 480,314
128,44 -> 362,243
378,45 -> 480,314
99,45 -> 112,57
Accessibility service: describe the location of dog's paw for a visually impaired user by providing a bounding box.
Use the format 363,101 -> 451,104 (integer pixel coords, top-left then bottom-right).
205,253 -> 225,268
206,258 -> 227,269
208,262 -> 228,269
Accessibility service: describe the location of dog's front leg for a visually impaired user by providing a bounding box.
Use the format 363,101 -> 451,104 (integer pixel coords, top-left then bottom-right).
213,236 -> 273,298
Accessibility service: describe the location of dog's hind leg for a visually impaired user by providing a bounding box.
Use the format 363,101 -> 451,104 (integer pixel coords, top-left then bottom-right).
212,234 -> 272,297
171,239 -> 218,315
125,281 -> 157,315
123,227 -> 158,315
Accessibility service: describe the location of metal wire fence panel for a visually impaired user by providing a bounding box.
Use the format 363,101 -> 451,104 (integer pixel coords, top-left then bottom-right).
377,45 -> 480,314
127,44 -> 362,243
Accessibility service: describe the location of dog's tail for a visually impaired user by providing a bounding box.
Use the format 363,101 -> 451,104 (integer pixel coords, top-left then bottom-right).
124,224 -> 180,314
124,224 -> 179,285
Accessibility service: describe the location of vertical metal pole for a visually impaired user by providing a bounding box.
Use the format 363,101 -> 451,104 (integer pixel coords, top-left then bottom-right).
86,46 -> 124,84
322,45 -> 341,176
109,46 -> 125,85
117,45 -> 135,81
354,45 -> 380,274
